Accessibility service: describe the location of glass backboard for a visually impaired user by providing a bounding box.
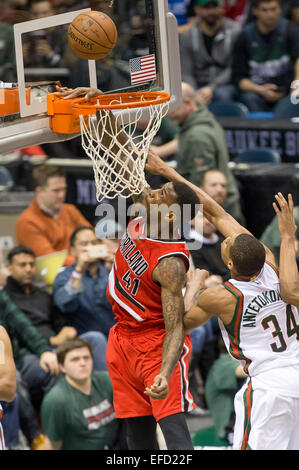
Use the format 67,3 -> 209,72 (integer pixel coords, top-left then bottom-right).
0,0 -> 182,153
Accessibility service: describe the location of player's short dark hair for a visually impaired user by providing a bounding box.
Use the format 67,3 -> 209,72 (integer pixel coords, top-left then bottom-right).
56,338 -> 93,366
70,225 -> 95,247
230,234 -> 266,277
252,0 -> 280,7
173,181 -> 200,221
7,245 -> 36,264
32,165 -> 66,189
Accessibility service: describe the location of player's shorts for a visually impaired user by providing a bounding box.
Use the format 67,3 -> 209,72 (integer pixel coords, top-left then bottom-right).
106,323 -> 195,422
233,378 -> 299,450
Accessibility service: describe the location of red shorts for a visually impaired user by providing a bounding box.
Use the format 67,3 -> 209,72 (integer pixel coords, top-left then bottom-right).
106,323 -> 195,421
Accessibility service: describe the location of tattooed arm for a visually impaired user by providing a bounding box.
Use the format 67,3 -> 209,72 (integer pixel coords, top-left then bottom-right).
145,256 -> 186,400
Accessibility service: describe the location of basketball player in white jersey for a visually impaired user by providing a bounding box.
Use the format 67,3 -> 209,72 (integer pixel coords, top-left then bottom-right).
146,152 -> 299,451
0,326 -> 16,450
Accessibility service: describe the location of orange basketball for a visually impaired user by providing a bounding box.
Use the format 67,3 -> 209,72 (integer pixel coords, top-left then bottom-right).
68,11 -> 117,60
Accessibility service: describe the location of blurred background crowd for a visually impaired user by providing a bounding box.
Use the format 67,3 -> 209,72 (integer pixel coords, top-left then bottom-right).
0,0 -> 299,450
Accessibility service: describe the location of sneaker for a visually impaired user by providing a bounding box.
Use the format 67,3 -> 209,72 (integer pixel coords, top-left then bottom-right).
187,406 -> 210,417
8,443 -> 30,450
30,434 -> 45,450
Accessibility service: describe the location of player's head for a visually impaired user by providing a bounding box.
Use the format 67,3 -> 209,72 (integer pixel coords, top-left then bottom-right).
7,245 -> 36,287
57,338 -> 93,380
200,170 -> 228,206
169,82 -> 198,125
33,165 -> 67,214
140,181 -> 200,238
221,233 -> 266,277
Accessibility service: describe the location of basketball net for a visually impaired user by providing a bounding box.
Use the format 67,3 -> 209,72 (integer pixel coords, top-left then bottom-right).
78,96 -> 170,202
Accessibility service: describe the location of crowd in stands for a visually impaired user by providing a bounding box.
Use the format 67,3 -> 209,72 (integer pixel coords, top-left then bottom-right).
0,0 -> 299,450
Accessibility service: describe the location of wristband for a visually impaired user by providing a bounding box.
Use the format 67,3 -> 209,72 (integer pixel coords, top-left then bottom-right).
71,269 -> 82,280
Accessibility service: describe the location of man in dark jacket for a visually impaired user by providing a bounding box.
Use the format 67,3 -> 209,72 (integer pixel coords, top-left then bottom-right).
179,0 -> 240,105
232,0 -> 299,111
4,245 -> 109,371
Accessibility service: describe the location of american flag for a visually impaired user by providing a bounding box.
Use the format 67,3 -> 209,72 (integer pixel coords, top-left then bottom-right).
129,54 -> 156,85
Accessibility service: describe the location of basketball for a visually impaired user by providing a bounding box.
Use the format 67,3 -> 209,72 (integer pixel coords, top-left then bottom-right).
68,11 -> 117,60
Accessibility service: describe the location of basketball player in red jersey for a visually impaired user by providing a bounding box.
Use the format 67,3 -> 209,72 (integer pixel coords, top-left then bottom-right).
56,86 -> 200,450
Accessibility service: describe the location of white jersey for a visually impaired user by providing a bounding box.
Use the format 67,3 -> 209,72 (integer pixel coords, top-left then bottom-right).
220,262 -> 299,382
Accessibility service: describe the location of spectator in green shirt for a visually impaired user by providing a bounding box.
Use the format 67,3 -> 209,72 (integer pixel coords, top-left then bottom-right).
42,338 -> 120,450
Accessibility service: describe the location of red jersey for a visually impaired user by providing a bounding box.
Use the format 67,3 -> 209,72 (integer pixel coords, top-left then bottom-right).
107,217 -> 190,330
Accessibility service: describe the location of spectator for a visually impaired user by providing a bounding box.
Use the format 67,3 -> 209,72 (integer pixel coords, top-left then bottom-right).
260,205 -> 299,264
4,245 -> 108,371
222,0 -> 250,26
53,226 -> 115,339
0,290 -> 58,447
0,21 -> 16,82
246,0 -> 299,26
188,210 -> 230,281
16,165 -> 91,266
22,0 -> 66,70
41,338 -> 120,450
200,169 -> 244,223
168,0 -> 198,34
179,0 -> 240,105
232,0 -> 299,112
169,82 -> 243,222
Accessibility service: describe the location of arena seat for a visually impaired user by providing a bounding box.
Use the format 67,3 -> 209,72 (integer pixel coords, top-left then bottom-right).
234,147 -> 281,164
208,100 -> 249,117
273,96 -> 299,119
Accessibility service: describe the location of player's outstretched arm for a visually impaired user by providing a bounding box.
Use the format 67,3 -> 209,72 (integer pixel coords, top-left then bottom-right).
273,192 -> 299,307
146,151 -> 249,239
144,256 -> 186,400
0,326 -> 16,402
146,151 -> 276,265
184,284 -> 237,334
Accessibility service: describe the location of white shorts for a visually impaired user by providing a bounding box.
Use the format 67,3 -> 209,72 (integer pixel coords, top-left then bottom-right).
233,378 -> 299,450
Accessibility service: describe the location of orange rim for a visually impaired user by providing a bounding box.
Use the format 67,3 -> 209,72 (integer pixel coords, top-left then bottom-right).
72,91 -> 171,115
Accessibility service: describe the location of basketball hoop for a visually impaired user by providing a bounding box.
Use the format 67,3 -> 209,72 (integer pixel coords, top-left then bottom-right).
47,91 -> 171,202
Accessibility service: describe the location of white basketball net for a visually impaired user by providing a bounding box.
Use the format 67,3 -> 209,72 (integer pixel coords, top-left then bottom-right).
79,98 -> 170,202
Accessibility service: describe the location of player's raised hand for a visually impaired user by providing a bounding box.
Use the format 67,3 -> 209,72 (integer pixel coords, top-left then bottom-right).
55,86 -> 103,100
144,374 -> 169,400
186,268 -> 209,291
273,193 -> 297,239
145,150 -> 168,175
184,268 -> 209,313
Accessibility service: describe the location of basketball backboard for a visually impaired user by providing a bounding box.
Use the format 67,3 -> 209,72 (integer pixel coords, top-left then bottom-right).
0,0 -> 182,154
